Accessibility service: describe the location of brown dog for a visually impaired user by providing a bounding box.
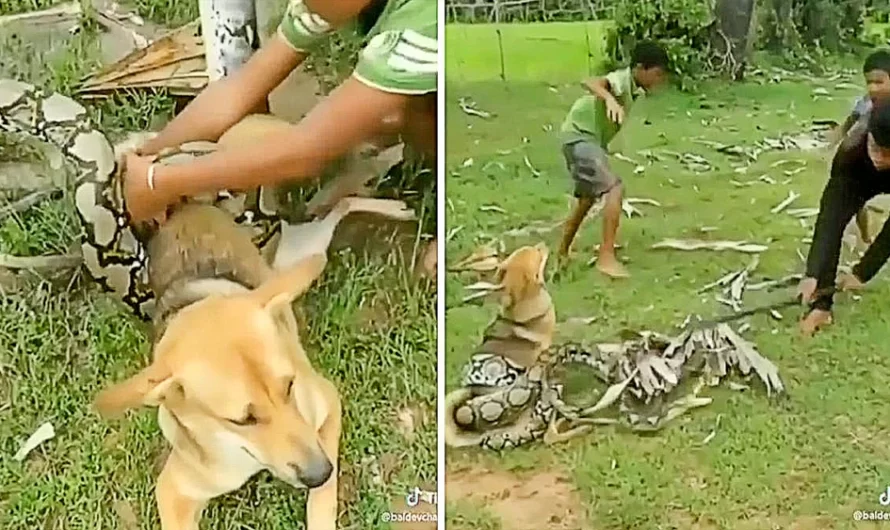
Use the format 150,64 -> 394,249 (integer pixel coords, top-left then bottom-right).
94,202 -> 341,530
94,113 -> 420,530
444,243 -> 556,447
484,242 -> 557,368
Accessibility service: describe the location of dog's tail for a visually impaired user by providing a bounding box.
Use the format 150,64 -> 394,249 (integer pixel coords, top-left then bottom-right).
443,388 -> 486,448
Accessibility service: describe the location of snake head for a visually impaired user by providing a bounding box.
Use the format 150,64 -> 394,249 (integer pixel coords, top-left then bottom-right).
495,242 -> 549,307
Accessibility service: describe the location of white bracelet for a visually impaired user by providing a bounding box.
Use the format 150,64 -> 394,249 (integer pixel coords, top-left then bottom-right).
147,163 -> 157,191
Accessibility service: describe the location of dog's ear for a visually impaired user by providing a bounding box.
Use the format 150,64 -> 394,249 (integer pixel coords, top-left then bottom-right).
292,377 -> 330,431
94,362 -> 177,419
494,251 -> 514,285
251,253 -> 327,314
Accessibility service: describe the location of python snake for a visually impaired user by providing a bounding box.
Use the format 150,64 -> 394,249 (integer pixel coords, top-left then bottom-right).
0,78 -> 283,320
450,324 -> 784,451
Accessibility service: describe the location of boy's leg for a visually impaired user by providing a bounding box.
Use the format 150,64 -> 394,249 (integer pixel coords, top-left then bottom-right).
558,141 -> 594,258
799,169 -> 869,335
559,196 -> 595,257
562,141 -> 628,277
598,181 -> 627,278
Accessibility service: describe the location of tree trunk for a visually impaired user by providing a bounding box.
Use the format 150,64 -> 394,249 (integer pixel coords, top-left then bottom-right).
198,0 -> 259,81
198,0 -> 265,108
713,0 -> 755,80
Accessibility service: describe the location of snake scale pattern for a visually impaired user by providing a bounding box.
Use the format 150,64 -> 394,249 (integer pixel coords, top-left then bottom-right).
451,344 -> 606,450
0,78 -> 283,320
451,325 -> 784,450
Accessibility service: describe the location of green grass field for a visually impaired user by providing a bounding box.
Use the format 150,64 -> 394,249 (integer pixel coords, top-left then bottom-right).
444,67 -> 890,528
445,22 -> 615,83
0,5 -> 436,530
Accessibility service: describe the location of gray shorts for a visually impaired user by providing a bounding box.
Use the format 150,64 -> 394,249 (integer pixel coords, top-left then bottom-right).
562,140 -> 620,199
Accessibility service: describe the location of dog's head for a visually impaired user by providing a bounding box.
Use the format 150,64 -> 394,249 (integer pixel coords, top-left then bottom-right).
94,253 -> 334,489
494,242 -> 549,307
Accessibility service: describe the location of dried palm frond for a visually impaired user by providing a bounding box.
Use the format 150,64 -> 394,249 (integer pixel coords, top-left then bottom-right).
559,320 -> 784,433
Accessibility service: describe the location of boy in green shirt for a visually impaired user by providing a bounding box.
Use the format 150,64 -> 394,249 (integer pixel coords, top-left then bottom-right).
558,41 -> 669,278
120,0 -> 437,245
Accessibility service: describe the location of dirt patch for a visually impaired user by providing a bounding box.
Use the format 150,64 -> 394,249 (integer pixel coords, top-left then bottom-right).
446,465 -> 587,530
665,511 -> 720,530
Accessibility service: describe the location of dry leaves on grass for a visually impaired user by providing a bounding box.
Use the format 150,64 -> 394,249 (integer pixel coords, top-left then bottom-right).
458,97 -> 493,119
563,323 -> 784,432
651,239 -> 768,253
13,422 -> 54,462
449,244 -> 500,273
698,255 -> 760,311
771,190 -> 801,214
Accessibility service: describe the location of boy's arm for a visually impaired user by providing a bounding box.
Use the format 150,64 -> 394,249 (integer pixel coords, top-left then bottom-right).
153,79 -> 409,199
140,0 -> 370,155
828,112 -> 859,147
139,37 -> 305,155
582,70 -> 628,123
582,77 -> 621,108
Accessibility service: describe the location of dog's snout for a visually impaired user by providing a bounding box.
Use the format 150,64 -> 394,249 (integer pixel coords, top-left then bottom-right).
290,455 -> 333,488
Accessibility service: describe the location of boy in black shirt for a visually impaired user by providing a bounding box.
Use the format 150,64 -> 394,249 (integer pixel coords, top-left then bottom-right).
798,102 -> 890,335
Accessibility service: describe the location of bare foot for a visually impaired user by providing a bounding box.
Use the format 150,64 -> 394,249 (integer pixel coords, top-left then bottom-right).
799,309 -> 832,337
596,253 -> 629,278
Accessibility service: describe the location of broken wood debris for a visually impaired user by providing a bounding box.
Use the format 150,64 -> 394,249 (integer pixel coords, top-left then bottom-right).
78,19 -> 206,98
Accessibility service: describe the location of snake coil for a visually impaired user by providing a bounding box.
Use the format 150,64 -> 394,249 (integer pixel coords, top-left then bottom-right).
0,79 -> 282,319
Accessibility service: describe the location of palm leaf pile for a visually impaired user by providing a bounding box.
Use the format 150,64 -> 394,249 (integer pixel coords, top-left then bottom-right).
553,322 -> 785,434
551,258 -> 788,436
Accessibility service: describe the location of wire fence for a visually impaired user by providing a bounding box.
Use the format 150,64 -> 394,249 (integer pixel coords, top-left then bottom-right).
444,0 -> 617,82
444,0 -> 612,23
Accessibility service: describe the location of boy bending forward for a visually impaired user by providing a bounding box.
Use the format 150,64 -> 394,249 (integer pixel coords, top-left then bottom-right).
557,41 -> 668,278
828,49 -> 890,245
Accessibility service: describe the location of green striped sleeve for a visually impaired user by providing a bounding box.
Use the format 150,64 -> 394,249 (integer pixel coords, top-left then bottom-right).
353,27 -> 437,95
277,0 -> 335,52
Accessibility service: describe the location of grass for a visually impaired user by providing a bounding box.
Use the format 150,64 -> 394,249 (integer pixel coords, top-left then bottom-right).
0,6 -> 436,530
444,67 -> 890,528
445,21 -> 615,83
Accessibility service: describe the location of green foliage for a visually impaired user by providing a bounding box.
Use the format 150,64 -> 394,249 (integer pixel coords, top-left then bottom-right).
757,0 -> 867,54
0,0 -> 57,16
611,0 -> 719,89
131,0 -> 198,28
867,0 -> 890,24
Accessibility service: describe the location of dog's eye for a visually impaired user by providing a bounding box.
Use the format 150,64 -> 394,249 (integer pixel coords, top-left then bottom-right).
229,413 -> 258,426
286,379 -> 294,396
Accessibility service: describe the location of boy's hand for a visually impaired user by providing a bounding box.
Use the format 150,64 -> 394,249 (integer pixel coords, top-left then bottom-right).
122,152 -> 168,224
606,100 -> 625,124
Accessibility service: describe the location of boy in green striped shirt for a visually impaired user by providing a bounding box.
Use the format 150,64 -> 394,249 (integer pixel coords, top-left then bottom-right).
558,42 -> 669,278
121,0 -> 438,258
